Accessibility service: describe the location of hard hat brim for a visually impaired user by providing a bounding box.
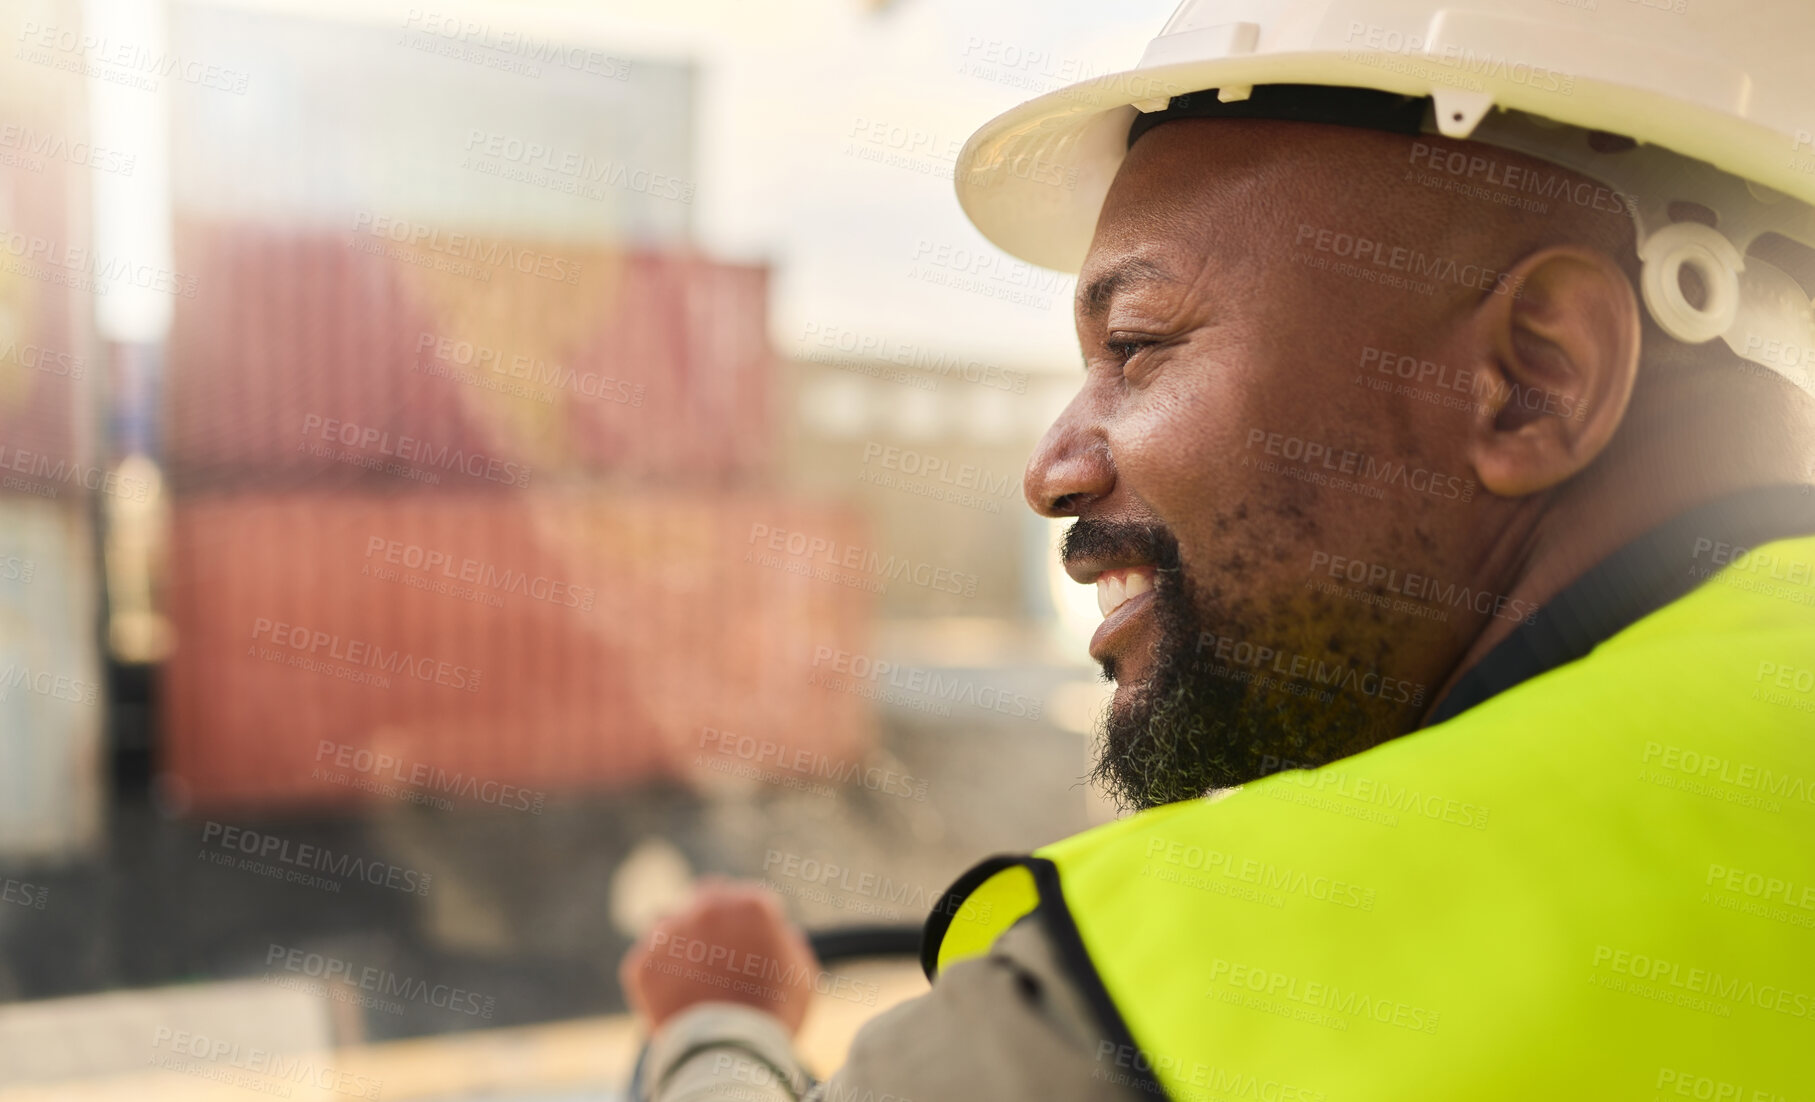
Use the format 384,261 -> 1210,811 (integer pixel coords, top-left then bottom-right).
956,53 -> 1815,274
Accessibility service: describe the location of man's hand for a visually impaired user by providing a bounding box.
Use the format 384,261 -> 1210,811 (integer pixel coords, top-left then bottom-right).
619,877 -> 822,1036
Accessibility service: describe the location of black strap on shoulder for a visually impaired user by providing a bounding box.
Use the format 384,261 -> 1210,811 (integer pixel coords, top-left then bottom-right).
1427,483 -> 1815,725
921,855 -> 1168,1101
1127,83 -> 1430,150
920,853 -> 1026,980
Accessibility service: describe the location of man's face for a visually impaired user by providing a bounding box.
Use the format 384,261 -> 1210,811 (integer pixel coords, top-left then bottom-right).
1029,119 -> 1494,811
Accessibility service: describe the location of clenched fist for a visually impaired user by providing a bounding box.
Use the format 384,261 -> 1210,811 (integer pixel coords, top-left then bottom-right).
618,877 -> 822,1035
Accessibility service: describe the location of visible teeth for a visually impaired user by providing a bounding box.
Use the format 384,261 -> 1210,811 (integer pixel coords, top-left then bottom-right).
1095,568 -> 1154,619
1097,574 -> 1124,617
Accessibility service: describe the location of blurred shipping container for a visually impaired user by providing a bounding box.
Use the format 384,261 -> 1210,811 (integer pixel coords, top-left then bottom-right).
0,499 -> 103,862
0,47 -> 98,502
0,7 -> 107,864
165,223 -> 771,490
169,4 -> 696,245
161,492 -> 875,811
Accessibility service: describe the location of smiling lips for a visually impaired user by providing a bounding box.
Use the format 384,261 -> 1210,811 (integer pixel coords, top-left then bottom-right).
1096,566 -> 1156,618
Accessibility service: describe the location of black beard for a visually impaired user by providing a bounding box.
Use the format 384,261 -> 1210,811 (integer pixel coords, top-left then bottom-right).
1070,520 -> 1395,814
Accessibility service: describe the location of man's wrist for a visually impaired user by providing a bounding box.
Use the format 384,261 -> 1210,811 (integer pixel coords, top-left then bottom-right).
641,1002 -> 811,1101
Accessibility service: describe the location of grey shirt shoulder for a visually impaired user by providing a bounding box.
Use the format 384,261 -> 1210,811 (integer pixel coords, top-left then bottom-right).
641,917 -> 1149,1102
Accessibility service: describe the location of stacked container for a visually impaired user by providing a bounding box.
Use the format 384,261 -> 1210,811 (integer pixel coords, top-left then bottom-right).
0,25 -> 106,862
158,223 -> 876,812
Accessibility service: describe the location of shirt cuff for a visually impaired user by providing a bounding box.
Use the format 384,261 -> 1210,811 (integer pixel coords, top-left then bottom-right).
641,1002 -> 811,1102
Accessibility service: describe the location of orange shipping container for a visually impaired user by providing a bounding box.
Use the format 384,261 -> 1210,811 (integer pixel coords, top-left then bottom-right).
164,223 -> 772,492
160,491 -> 874,812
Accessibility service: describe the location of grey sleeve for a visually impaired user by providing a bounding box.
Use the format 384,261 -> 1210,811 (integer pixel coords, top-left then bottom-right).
643,918 -> 1147,1102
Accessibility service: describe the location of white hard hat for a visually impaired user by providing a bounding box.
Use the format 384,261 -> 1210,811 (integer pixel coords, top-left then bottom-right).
955,0 -> 1815,393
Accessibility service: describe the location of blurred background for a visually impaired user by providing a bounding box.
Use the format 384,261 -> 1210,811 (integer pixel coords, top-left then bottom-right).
0,0 -> 1180,1097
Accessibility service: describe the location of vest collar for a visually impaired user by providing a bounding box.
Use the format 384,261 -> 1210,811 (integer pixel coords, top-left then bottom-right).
1426,483 -> 1815,725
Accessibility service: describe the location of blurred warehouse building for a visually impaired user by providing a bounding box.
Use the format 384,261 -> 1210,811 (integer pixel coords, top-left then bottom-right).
0,0 -> 1107,1094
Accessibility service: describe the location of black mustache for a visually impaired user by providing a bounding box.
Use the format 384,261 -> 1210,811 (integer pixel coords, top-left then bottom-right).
1060,519 -> 1181,573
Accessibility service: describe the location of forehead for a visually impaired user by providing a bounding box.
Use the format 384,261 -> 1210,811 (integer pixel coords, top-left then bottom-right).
1076,122 -> 1288,302
1074,119 -> 1391,318
1073,141 -> 1247,319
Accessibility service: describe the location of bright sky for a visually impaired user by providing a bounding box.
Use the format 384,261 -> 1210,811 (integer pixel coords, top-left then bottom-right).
198,0 -> 1179,372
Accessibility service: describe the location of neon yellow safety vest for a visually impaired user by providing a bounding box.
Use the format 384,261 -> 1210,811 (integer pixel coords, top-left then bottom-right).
927,520 -> 1815,1100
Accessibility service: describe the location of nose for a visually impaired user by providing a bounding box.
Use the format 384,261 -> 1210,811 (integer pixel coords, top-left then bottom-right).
1024,388 -> 1114,518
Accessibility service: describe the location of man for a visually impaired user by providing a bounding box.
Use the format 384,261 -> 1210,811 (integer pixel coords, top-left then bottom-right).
623,1 -> 1815,1097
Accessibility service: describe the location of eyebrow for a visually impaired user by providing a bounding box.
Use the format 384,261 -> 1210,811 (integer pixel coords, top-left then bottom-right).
1077,257 -> 1177,319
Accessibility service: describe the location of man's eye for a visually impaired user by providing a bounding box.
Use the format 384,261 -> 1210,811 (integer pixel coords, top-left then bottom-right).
1105,338 -> 1156,367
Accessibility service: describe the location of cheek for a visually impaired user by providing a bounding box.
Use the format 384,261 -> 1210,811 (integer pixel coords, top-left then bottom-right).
1107,353 -> 1267,517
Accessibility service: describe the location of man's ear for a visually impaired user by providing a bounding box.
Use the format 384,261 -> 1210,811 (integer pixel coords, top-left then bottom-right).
1463,245 -> 1641,497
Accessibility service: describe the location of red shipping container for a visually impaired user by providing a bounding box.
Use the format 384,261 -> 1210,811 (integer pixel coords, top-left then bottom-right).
164,223 -> 773,491
0,118 -> 96,501
160,490 -> 875,812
